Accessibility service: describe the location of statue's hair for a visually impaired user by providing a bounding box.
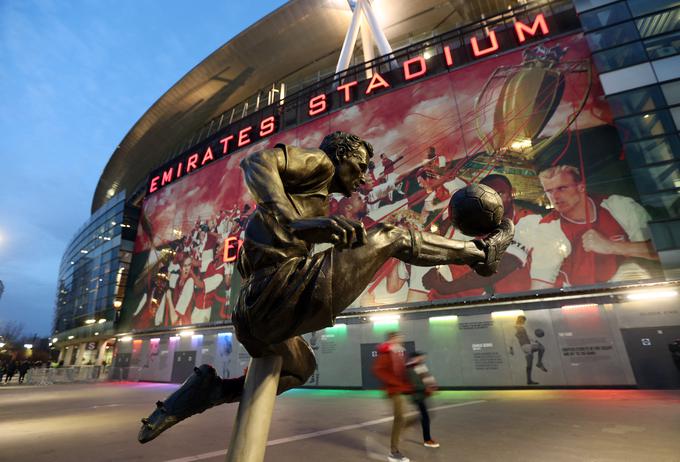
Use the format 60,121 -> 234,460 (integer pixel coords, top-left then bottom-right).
538,165 -> 582,184
319,131 -> 374,164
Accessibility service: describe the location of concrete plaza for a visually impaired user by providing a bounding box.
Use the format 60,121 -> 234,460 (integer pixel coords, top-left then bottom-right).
1,381 -> 679,461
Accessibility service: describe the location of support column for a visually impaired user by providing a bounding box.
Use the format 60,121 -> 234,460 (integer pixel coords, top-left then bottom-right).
335,3 -> 362,74
225,355 -> 283,462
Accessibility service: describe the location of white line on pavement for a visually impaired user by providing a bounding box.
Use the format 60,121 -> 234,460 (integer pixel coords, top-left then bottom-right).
161,399 -> 486,462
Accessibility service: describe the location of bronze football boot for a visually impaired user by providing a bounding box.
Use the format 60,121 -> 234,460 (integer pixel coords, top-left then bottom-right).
138,364 -> 245,443
472,218 -> 515,277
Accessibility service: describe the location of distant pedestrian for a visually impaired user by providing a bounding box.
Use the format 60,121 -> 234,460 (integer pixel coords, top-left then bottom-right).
406,351 -> 439,448
18,361 -> 30,384
372,331 -> 413,462
0,361 -> 5,383
5,360 -> 17,383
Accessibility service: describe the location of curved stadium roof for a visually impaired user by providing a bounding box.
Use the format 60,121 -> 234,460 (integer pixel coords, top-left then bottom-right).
92,0 -> 517,213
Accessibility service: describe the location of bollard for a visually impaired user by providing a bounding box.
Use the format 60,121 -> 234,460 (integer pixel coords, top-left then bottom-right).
225,355 -> 283,462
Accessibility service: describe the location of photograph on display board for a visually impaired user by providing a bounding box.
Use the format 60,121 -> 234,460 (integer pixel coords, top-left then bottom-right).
119,32 -> 663,333
498,311 -> 566,386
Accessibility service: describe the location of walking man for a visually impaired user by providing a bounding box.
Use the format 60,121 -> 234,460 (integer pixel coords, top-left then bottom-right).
406,351 -> 439,448
373,332 -> 414,462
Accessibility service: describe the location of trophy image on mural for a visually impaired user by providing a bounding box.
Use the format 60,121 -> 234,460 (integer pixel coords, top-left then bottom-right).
455,44 -> 592,206
474,45 -> 589,160
137,132 -> 514,457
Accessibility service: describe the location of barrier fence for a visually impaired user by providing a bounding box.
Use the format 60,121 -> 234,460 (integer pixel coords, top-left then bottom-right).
24,365 -> 111,385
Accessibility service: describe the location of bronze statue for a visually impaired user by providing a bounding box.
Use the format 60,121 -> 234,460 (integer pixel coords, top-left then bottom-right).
138,131 -> 514,443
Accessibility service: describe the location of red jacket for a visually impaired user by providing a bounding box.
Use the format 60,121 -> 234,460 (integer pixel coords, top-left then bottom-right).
372,342 -> 413,395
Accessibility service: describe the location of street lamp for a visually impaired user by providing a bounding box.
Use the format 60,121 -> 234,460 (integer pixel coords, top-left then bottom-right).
24,344 -> 33,349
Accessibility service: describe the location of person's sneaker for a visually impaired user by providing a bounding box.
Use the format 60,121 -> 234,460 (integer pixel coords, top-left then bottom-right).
388,452 -> 410,462
138,364 -> 243,444
537,363 -> 548,372
424,439 -> 440,448
472,218 -> 515,276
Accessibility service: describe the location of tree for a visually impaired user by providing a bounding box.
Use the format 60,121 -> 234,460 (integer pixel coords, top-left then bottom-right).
0,320 -> 25,345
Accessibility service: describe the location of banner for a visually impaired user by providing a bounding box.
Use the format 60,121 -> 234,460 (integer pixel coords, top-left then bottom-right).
120,33 -> 662,332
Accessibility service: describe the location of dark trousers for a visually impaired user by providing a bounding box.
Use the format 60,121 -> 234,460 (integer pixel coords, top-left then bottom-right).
414,398 -> 432,441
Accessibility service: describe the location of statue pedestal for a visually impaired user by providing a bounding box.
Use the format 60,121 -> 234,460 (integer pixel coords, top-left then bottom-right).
226,355 -> 283,462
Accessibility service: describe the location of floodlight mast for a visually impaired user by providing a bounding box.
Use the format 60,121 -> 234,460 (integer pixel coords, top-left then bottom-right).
335,0 -> 393,76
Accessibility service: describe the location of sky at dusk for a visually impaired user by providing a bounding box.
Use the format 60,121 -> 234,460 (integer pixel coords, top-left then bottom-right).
0,0 -> 287,337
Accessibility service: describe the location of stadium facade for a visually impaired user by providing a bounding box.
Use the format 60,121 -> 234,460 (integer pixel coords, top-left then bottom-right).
52,0 -> 680,388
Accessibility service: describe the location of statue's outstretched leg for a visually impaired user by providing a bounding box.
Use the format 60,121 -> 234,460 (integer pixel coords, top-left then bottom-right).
138,336 -> 315,443
330,219 -> 514,312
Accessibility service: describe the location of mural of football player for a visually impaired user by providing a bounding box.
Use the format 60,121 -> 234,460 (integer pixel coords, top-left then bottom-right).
531,165 -> 658,289
421,173 -> 540,297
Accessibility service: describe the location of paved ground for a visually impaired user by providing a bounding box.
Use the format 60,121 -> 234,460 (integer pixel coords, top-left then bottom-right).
1,381 -> 679,462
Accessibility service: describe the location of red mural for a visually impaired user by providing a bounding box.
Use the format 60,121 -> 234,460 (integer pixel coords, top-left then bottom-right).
121,33 -> 662,332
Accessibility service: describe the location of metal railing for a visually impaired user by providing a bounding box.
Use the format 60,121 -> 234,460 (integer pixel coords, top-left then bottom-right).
24,366 -> 111,385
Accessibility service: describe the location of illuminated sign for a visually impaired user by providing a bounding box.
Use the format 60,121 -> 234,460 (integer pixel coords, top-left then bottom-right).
223,236 -> 243,263
307,14 -> 550,116
147,13 -> 554,194
149,116 -> 277,194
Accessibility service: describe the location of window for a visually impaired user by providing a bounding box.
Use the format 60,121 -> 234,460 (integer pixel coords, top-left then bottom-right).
632,161 -> 680,193
608,85 -> 667,117
580,2 -> 631,30
661,79 -> 680,104
644,29 -> 680,59
641,190 -> 680,219
628,0 -> 678,17
576,0 -> 615,10
592,41 -> 648,71
625,135 -> 680,167
586,21 -> 640,50
616,109 -> 677,139
649,219 -> 680,250
636,8 -> 680,38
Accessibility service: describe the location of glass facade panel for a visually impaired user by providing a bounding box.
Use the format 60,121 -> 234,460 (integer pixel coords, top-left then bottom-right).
632,161 -> 680,193
644,29 -> 680,59
592,40 -> 648,71
53,192 -> 136,334
625,135 -> 680,166
580,2 -> 631,29
649,219 -> 680,250
641,190 -> 680,219
607,85 -> 667,117
586,21 -> 640,50
661,79 -> 680,104
671,105 -> 680,129
616,109 -> 677,139
636,8 -> 680,38
628,0 -> 678,17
